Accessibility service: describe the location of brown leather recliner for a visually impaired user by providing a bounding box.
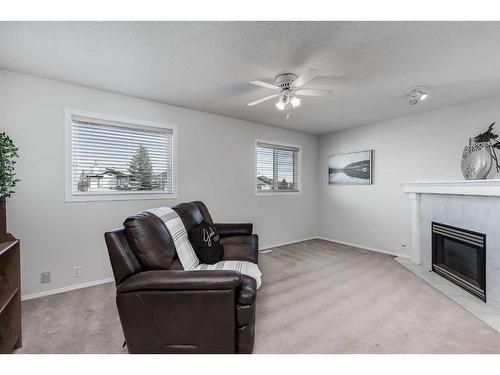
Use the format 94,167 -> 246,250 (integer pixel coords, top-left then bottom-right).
104,201 -> 258,354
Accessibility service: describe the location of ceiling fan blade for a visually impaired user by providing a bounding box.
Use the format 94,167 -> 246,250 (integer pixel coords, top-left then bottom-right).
292,68 -> 320,88
247,94 -> 280,107
295,88 -> 332,96
249,80 -> 279,90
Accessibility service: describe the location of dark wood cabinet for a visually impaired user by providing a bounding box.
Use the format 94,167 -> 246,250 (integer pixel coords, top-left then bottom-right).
0,199 -> 21,353
0,240 -> 21,353
0,241 -> 21,353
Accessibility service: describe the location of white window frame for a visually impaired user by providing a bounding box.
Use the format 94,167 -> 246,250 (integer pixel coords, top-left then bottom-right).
65,109 -> 178,202
255,139 -> 302,196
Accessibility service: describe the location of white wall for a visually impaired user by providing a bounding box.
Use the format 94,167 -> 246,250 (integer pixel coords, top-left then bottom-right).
5,67 -> 499,298
318,96 -> 500,257
0,70 -> 318,297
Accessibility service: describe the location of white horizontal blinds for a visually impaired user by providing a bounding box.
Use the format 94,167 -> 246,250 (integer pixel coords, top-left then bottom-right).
276,148 -> 298,191
256,142 -> 299,192
71,115 -> 174,194
256,145 -> 274,191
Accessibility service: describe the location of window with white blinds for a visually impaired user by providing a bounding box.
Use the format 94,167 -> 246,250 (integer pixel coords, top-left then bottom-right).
256,141 -> 300,194
66,111 -> 175,201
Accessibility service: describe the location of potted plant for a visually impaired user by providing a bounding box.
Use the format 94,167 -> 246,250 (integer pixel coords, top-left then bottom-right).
473,122 -> 500,171
0,132 -> 20,240
461,123 -> 500,180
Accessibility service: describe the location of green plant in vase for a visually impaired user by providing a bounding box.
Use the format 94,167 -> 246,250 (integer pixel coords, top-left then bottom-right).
0,132 -> 20,199
473,122 -> 500,173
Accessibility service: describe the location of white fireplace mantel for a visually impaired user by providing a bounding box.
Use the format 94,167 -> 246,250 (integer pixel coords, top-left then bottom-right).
401,179 -> 500,196
401,179 -> 500,265
399,179 -> 500,328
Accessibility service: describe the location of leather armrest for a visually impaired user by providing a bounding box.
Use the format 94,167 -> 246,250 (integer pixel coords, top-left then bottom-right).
215,223 -> 253,237
238,275 -> 257,305
117,270 -> 241,293
221,234 -> 259,264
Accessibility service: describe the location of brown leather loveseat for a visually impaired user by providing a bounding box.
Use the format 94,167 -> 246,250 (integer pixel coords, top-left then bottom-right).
104,201 -> 258,353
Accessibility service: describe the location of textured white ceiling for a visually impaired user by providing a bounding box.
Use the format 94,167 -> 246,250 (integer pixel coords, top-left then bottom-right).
1,21 -> 500,134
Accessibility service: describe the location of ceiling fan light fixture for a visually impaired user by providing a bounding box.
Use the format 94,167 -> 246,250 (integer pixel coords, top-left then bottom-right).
406,86 -> 429,105
247,69 -> 332,111
290,96 -> 301,108
408,95 -> 419,105
275,92 -> 291,111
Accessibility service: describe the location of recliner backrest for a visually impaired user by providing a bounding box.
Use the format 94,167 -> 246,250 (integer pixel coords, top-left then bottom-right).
172,202 -> 204,231
190,201 -> 214,224
105,201 -> 214,284
105,228 -> 142,284
123,212 -> 177,270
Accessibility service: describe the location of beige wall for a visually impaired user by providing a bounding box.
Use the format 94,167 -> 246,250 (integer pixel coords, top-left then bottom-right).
0,70 -> 319,297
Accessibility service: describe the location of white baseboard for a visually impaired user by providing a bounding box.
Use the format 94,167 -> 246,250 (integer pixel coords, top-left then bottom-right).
21,237 -> 316,301
21,277 -> 114,301
259,237 -> 317,251
259,236 -> 407,259
316,237 -> 408,258
20,237 -> 405,301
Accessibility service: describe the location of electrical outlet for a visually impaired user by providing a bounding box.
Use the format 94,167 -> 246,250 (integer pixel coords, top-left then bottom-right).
40,272 -> 51,284
73,266 -> 81,277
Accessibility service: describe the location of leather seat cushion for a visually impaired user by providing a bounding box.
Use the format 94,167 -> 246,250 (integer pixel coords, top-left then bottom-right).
172,262 -> 257,304
170,258 -> 184,270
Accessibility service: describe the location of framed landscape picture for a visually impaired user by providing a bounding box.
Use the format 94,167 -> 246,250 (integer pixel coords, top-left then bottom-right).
328,150 -> 373,184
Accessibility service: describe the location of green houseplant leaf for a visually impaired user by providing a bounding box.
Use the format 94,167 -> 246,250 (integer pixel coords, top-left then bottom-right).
0,132 -> 20,199
473,123 -> 500,173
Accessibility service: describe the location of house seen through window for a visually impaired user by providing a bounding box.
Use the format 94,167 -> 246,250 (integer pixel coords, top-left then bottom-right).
69,113 -> 174,198
256,141 -> 300,193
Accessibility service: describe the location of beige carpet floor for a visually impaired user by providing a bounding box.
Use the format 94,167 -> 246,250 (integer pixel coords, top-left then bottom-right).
16,239 -> 500,353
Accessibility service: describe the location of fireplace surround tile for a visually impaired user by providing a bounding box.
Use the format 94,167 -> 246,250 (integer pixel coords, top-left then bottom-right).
420,194 -> 500,309
400,180 -> 500,331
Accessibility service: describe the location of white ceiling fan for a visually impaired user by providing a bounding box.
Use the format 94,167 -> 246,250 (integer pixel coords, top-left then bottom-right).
247,69 -> 332,116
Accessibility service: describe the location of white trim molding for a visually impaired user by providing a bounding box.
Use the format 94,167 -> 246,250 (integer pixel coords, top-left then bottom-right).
21,277 -> 114,301
260,236 -> 407,257
259,237 -> 317,251
316,237 -> 407,258
402,179 -> 500,266
254,138 -> 302,196
21,237 -> 405,302
401,179 -> 500,196
64,109 -> 178,203
408,192 -> 422,264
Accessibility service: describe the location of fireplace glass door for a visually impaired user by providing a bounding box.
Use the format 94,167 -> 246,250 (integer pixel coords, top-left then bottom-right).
432,222 -> 486,301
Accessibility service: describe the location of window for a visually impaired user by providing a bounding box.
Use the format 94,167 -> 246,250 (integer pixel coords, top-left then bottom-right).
256,140 -> 301,194
65,110 -> 176,202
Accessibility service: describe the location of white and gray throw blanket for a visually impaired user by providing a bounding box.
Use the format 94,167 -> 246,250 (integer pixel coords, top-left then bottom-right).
147,207 -> 262,289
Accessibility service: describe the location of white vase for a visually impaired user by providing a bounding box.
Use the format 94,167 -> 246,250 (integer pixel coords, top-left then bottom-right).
461,139 -> 492,180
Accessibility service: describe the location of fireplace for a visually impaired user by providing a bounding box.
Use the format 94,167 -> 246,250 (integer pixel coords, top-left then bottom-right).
432,222 -> 486,301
